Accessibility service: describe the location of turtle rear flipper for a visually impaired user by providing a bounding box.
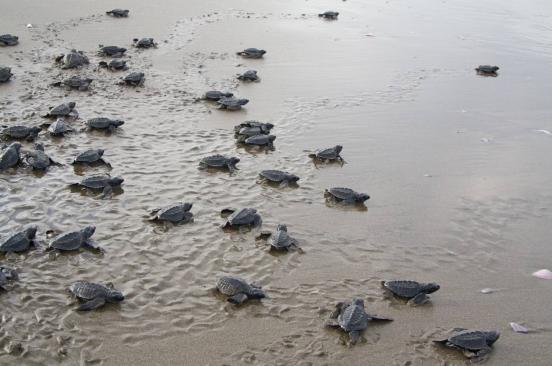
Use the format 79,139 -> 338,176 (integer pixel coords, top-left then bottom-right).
99,159 -> 112,168
228,293 -> 248,304
77,296 -> 106,311
408,293 -> 430,306
349,330 -> 361,344
466,348 -> 491,363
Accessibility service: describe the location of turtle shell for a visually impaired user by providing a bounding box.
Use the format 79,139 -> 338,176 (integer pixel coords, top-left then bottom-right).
0,226 -> 37,252
227,208 -> 258,225
316,146 -> 342,159
70,281 -> 109,300
327,187 -> 356,200
0,34 -> 18,46
216,276 -> 254,296
63,76 -> 92,89
3,126 -> 38,139
154,203 -> 193,222
338,300 -> 369,332
476,65 -> 499,73
48,119 -> 71,135
238,70 -> 258,81
270,225 -> 293,249
259,170 -> 297,182
448,330 -> 492,351
0,67 -> 13,82
50,231 -> 84,250
62,51 -> 89,69
79,175 -> 111,189
106,9 -> 129,17
245,134 -> 275,145
205,91 -> 233,101
99,46 -> 126,56
0,143 -> 21,169
74,149 -> 103,163
48,103 -> 75,116
123,72 -> 144,83
27,150 -> 51,169
383,281 -> 425,298
201,155 -> 228,167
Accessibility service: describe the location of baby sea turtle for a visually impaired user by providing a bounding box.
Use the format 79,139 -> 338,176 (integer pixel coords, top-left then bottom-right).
72,149 -> 110,166
217,96 -> 249,110
0,266 -> 18,291
221,208 -> 262,229
98,45 -> 127,57
244,134 -> 276,146
106,9 -> 129,17
49,226 -> 98,251
0,66 -> 13,83
120,72 -> 145,86
325,298 -> 393,344
263,224 -> 300,251
0,226 -> 38,253
237,70 -> 260,82
0,34 -> 18,46
72,174 -> 124,198
2,125 -> 41,141
56,50 -> 89,69
475,65 -> 499,76
0,142 -> 22,170
199,155 -> 240,172
216,276 -> 265,305
150,203 -> 193,224
69,281 -> 124,311
48,118 -> 73,136
236,48 -> 266,59
25,143 -> 60,170
99,59 -> 128,71
434,328 -> 500,362
319,11 -> 339,19
259,170 -> 300,184
309,145 -> 344,162
234,121 -> 274,142
43,102 -> 77,118
325,187 -> 370,204
51,76 -> 93,91
87,117 -> 125,132
382,280 -> 440,305
133,38 -> 156,48
203,90 -> 233,101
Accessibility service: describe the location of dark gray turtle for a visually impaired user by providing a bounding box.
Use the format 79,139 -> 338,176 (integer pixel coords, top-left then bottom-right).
382,280 -> 440,305
0,266 -> 18,291
150,203 -> 193,224
49,226 -> 98,251
259,170 -> 300,184
0,226 -> 38,253
51,76 -> 93,91
309,145 -> 343,162
98,45 -> 127,57
475,65 -> 499,76
87,117 -> 125,132
0,142 -> 22,170
244,134 -> 276,146
56,49 -> 89,69
221,208 -> 262,229
325,187 -> 370,204
2,125 -> 41,141
234,121 -> 274,142
133,37 -> 156,49
0,66 -> 13,83
236,48 -> 266,59
325,298 -> 393,344
25,143 -> 60,170
120,72 -> 145,86
199,155 -> 240,172
106,9 -> 129,17
319,11 -> 339,19
203,91 -> 233,101
72,149 -> 109,166
216,276 -> 265,305
237,70 -> 259,82
217,96 -> 249,110
43,102 -> 77,118
99,59 -> 128,71
267,224 -> 299,251
73,174 -> 124,198
48,118 -> 73,136
434,328 -> 500,362
0,34 -> 18,46
69,281 -> 124,311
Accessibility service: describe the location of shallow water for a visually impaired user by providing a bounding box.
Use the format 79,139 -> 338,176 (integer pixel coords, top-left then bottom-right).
1,0 -> 552,365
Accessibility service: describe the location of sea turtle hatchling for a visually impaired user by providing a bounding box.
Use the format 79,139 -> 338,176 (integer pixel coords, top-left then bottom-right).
0,142 -> 22,170
0,66 -> 13,83
203,91 -> 233,101
48,226 -> 98,251
149,203 -> 193,224
325,187 -> 370,204
98,45 -> 127,57
0,266 -> 18,291
72,149 -> 110,166
216,276 -> 265,305
234,121 -> 274,142
72,174 -> 124,198
0,34 -> 18,46
236,48 -> 266,59
2,125 -> 41,141
47,118 -> 73,136
51,76 -> 93,91
434,328 -> 500,362
259,170 -> 300,185
120,72 -> 145,86
43,102 -> 77,119
258,224 -> 300,252
87,117 -> 125,132
217,96 -> 249,110
199,155 -> 240,172
133,38 -> 156,49
0,226 -> 38,253
99,59 -> 128,71
319,11 -> 339,19
475,65 -> 499,76
244,134 -> 276,146
237,70 -> 259,82
221,208 -> 262,229
56,50 -> 89,69
325,298 -> 393,345
382,280 -> 440,305
106,9 -> 129,17
309,145 -> 344,162
25,143 -> 60,170
69,281 -> 124,311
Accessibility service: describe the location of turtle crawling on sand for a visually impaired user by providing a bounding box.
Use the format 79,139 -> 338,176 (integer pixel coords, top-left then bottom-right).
244,134 -> 276,147
56,50 -> 89,69
309,145 -> 344,163
2,125 -> 41,141
216,276 -> 265,305
43,102 -> 77,119
0,66 -> 13,82
133,38 -> 156,49
72,174 -> 124,199
325,298 -> 393,345
149,203 -> 193,224
319,11 -> 339,19
0,142 -> 22,170
236,48 -> 266,59
0,266 -> 18,291
51,76 -> 93,91
48,226 -> 98,251
434,328 -> 499,362
106,9 -> 129,17
475,65 -> 499,76
99,59 -> 128,71
325,187 -> 370,204
72,149 -> 110,166
258,224 -> 300,251
259,170 -> 300,185
0,34 -> 18,46
234,121 -> 274,142
217,96 -> 249,110
25,143 -> 60,170
47,118 -> 73,136
69,281 -> 124,311
120,72 -> 145,86
203,90 -> 233,101
0,226 -> 38,253
199,155 -> 240,173
382,280 -> 440,305
221,208 -> 262,229
98,45 -> 127,57
87,117 -> 124,132
237,70 -> 259,82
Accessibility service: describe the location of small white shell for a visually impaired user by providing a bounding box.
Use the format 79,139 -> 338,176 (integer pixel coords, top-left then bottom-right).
532,269 -> 552,280
510,322 -> 528,333
26,24 -> 33,28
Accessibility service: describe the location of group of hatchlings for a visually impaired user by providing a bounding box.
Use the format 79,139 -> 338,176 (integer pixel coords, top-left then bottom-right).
0,8 -> 502,362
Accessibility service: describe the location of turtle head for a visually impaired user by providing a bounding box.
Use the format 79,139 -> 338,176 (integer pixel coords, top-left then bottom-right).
249,287 -> 265,300
352,297 -> 365,307
109,176 -> 124,186
181,202 -> 193,211
485,331 -> 500,346
286,174 -> 300,183
422,282 -> 440,294
112,120 -> 125,127
355,192 -> 370,203
30,126 -> 42,135
98,61 -> 108,68
25,225 -> 38,239
334,145 -> 343,154
239,99 -> 249,105
97,149 -> 105,157
268,135 -> 277,142
68,102 -> 76,109
82,225 -> 96,239
133,38 -> 139,43
276,224 -> 288,232
259,50 -> 266,55
107,289 -> 124,303
229,157 -> 240,166
264,123 -> 275,131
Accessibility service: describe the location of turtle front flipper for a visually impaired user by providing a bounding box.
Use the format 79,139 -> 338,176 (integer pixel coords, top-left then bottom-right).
100,185 -> 113,199
228,293 -> 248,305
83,239 -> 101,250
368,314 -> 393,322
324,319 -> 340,328
100,159 -> 112,169
408,293 -> 430,306
348,330 -> 361,345
77,296 -> 106,311
468,348 -> 491,363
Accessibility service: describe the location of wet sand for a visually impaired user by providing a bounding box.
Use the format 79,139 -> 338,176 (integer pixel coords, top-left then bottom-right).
1,0 -> 552,365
